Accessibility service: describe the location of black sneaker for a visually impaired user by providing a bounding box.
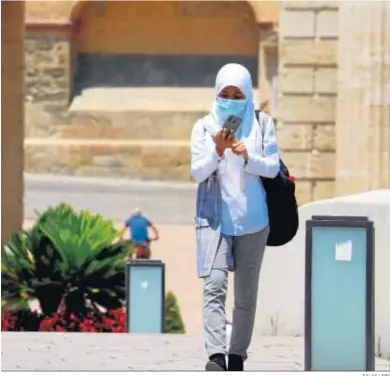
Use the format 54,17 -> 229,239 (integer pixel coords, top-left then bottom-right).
205,353 -> 227,371
228,354 -> 244,371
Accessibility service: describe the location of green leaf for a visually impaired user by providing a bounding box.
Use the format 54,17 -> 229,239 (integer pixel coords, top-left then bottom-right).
87,289 -> 123,310
2,203 -> 129,317
164,291 -> 186,334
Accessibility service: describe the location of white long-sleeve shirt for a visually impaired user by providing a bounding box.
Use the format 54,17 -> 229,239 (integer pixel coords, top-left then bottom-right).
191,113 -> 280,236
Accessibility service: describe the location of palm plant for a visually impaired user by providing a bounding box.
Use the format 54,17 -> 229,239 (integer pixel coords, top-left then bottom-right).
1,204 -> 133,317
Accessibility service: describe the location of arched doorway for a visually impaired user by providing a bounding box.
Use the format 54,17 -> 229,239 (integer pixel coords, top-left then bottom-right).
71,1 -> 259,95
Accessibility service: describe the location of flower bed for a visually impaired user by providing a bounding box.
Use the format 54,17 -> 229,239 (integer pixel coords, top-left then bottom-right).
1,204 -> 185,334
1,308 -> 126,333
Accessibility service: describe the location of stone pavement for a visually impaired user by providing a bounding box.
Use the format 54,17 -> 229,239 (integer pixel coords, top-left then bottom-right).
2,333 -> 389,371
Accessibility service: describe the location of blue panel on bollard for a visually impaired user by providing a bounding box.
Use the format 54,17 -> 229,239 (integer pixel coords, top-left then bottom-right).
126,260 -> 165,333
312,226 -> 366,370
305,217 -> 374,371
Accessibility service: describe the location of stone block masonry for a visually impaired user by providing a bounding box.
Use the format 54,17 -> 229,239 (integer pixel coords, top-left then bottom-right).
278,1 -> 339,204
335,1 -> 390,195
24,140 -> 191,182
24,27 -> 71,138
23,24 -> 337,206
23,2 -> 342,206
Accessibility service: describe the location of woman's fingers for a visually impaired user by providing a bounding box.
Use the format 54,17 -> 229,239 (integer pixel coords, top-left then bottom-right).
231,141 -> 241,150
231,145 -> 241,155
226,131 -> 235,141
218,129 -> 226,141
213,129 -> 237,150
212,130 -> 223,144
224,129 -> 233,141
231,141 -> 246,154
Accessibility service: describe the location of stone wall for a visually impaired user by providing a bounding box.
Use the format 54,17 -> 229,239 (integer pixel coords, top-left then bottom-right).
25,27 -> 71,138
278,1 -> 338,204
23,3 -> 280,192
24,1 -> 344,206
25,141 -> 191,181
335,1 -> 390,195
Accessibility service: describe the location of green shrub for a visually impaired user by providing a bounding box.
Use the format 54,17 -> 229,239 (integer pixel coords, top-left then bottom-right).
164,291 -> 185,334
2,203 -> 185,334
1,204 -> 133,317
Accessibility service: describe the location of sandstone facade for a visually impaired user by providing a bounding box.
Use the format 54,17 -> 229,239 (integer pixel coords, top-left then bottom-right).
25,27 -> 71,138
23,3 -> 284,190
278,1 -> 338,204
335,1 -> 390,195
23,1 -> 390,207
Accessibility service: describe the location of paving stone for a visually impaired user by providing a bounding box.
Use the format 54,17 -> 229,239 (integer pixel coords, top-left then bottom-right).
1,333 -> 389,371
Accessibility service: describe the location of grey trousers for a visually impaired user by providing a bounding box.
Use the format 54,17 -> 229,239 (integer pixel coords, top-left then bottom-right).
203,227 -> 269,359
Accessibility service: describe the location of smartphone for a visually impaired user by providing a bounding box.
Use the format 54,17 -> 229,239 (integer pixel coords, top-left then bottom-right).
223,115 -> 242,133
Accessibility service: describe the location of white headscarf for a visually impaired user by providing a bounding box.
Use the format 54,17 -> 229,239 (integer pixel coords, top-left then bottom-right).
209,63 -> 257,140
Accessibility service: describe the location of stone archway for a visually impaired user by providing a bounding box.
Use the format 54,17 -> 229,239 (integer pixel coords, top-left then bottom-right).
70,1 -> 259,93
23,0 -> 279,185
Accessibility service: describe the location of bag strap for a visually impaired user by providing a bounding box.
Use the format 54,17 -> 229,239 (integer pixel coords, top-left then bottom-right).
255,110 -> 265,139
255,110 -> 267,156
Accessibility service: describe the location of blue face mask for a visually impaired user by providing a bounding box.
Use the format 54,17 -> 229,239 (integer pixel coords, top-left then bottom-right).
216,97 -> 248,122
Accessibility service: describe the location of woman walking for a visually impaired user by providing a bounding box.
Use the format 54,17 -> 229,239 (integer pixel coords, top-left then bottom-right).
191,63 -> 280,371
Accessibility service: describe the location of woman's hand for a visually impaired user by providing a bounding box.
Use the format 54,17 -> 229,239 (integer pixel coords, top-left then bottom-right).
212,129 -> 235,157
231,141 -> 249,162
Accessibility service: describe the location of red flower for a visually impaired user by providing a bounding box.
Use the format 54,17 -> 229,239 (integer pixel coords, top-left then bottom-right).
2,309 -> 42,331
55,325 -> 67,332
2,307 -> 126,333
